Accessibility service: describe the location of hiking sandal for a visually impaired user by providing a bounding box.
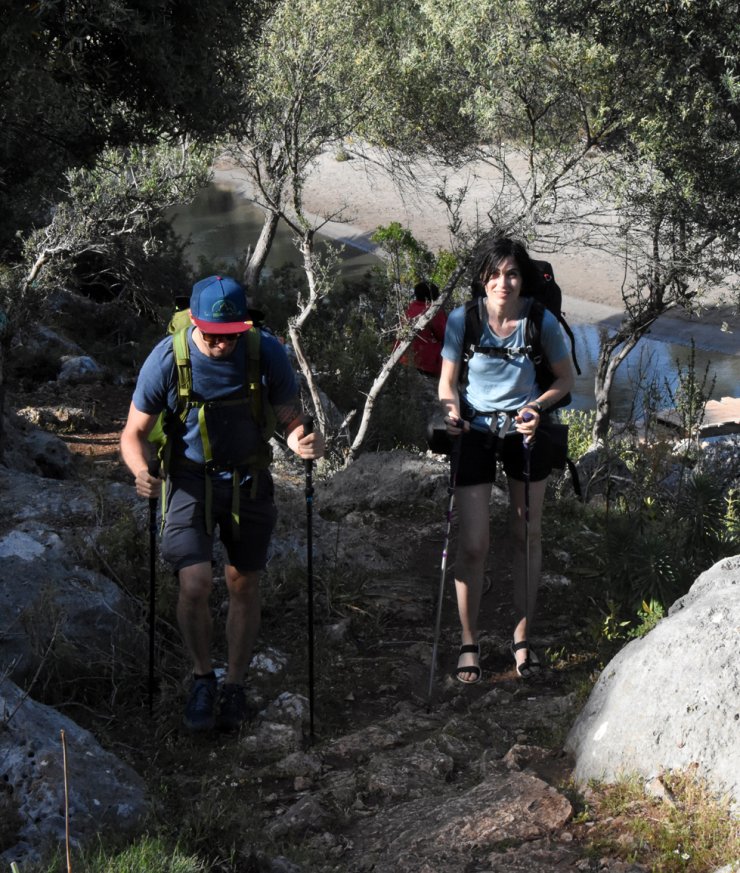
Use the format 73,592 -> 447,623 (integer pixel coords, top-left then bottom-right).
510,640 -> 541,679
455,643 -> 482,685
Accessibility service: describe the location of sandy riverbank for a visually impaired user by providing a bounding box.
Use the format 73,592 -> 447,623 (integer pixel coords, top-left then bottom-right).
213,152 -> 739,356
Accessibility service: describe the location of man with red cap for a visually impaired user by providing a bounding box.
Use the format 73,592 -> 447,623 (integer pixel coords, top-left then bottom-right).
121,275 -> 324,732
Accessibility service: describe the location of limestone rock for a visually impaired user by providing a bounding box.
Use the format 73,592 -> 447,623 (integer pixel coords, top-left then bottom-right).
346,764 -> 573,872
566,554 -> 740,808
57,355 -> 105,384
23,430 -> 77,479
0,538 -> 142,686
0,679 -> 147,866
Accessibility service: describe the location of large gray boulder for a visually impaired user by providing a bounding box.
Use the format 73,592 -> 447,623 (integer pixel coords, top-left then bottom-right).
0,679 -> 148,866
0,549 -> 143,685
0,470 -> 144,684
566,555 -> 740,807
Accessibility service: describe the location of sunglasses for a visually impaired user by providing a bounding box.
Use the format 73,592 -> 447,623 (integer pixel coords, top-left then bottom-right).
201,331 -> 245,344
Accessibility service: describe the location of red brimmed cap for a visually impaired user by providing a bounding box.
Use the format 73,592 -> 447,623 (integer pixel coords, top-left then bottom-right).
190,275 -> 250,334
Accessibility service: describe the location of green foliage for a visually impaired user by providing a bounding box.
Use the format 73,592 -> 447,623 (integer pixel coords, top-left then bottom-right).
302,271 -> 390,415
560,409 -> 597,459
370,222 -> 435,291
430,250 -> 459,289
19,141 -> 207,320
0,0 -> 264,254
628,599 -> 665,638
569,435 -> 740,644
664,341 -> 716,443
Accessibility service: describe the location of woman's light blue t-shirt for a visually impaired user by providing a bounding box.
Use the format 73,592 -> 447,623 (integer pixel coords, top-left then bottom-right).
441,298 -> 569,427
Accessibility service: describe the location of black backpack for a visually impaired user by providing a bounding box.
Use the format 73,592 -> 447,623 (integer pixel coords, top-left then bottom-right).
463,260 -> 581,411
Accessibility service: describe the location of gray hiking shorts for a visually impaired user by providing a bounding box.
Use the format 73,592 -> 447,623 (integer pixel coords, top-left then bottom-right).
160,469 -> 277,574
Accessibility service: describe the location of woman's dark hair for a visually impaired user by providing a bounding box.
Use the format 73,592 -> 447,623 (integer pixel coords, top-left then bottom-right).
472,237 -> 538,297
413,280 -> 439,302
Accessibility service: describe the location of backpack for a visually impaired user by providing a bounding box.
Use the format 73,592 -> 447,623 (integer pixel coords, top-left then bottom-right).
462,260 -> 581,411
147,305 -> 277,535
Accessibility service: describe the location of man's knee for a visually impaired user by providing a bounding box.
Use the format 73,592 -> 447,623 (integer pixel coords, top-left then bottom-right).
225,566 -> 260,598
178,563 -> 213,603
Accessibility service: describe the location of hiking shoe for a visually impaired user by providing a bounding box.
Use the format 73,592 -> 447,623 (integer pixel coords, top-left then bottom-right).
216,682 -> 249,732
183,673 -> 217,731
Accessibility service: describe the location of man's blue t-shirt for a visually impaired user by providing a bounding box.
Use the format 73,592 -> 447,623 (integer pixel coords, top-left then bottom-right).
133,327 -> 298,466
442,299 -> 569,428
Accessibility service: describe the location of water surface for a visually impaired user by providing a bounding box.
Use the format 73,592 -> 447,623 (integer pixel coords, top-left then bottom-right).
170,184 -> 739,418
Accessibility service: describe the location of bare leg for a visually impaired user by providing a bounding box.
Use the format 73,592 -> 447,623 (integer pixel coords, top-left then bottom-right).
223,565 -> 261,684
507,477 -> 547,669
454,482 -> 493,680
177,562 -> 214,675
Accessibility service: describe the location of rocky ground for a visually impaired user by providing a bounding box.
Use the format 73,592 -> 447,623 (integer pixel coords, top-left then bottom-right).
8,327 -> 740,872
8,376 -> 641,873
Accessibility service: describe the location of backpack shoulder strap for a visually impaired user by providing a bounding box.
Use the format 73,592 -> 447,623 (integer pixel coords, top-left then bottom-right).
246,327 -> 263,426
459,297 -> 484,386
171,327 -> 192,413
525,298 -> 545,361
245,328 -> 279,442
463,297 -> 487,358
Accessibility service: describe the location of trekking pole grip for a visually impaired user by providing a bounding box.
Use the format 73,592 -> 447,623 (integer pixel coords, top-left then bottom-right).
147,459 -> 160,500
302,415 -> 314,473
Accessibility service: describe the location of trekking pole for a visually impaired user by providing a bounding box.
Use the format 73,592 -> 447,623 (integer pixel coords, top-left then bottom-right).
147,458 -> 159,715
521,413 -> 534,644
302,416 -> 316,741
427,427 -> 462,705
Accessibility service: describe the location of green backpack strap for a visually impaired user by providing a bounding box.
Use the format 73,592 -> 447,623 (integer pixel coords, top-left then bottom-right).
246,328 -> 278,442
171,327 -> 192,416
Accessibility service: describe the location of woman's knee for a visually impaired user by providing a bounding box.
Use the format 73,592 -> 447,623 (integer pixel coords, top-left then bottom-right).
456,539 -> 489,568
508,516 -> 542,547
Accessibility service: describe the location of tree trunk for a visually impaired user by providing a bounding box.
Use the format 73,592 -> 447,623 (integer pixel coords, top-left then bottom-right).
346,263 -> 468,463
245,209 -> 280,291
591,306 -> 667,444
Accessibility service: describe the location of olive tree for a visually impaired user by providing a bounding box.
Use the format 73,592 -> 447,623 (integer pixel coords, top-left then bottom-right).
542,0 -> 740,440
419,0 -> 739,442
226,0 -> 470,455
0,0 -> 267,254
0,0 -> 268,462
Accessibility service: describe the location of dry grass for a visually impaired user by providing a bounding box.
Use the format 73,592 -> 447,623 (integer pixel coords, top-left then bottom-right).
579,768 -> 740,872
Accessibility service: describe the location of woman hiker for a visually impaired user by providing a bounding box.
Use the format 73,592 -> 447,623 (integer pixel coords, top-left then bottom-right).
438,237 -> 574,683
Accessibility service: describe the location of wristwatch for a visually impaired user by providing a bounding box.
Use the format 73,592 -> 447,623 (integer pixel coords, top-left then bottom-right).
525,400 -> 544,414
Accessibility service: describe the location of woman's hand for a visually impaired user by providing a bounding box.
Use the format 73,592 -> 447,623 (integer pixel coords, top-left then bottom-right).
444,414 -> 469,436
515,406 -> 540,439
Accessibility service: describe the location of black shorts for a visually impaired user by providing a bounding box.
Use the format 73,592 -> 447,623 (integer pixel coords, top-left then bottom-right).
454,426 -> 555,487
160,470 -> 277,574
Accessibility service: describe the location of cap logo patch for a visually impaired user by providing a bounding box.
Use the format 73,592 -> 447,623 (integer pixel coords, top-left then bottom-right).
212,299 -> 239,318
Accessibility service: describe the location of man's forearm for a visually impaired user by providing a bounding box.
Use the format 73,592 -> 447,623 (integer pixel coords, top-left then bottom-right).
273,397 -> 304,438
120,430 -> 151,478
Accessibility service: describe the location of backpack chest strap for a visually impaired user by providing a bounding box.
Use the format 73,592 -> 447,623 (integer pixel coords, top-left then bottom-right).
470,343 -> 537,362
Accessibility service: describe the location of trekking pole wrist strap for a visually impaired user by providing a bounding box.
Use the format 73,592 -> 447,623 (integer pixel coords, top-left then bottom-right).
521,401 -> 544,415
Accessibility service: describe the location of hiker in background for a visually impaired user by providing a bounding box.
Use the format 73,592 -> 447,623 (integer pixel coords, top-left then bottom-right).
120,275 -> 324,732
404,281 -> 447,378
438,237 -> 574,683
